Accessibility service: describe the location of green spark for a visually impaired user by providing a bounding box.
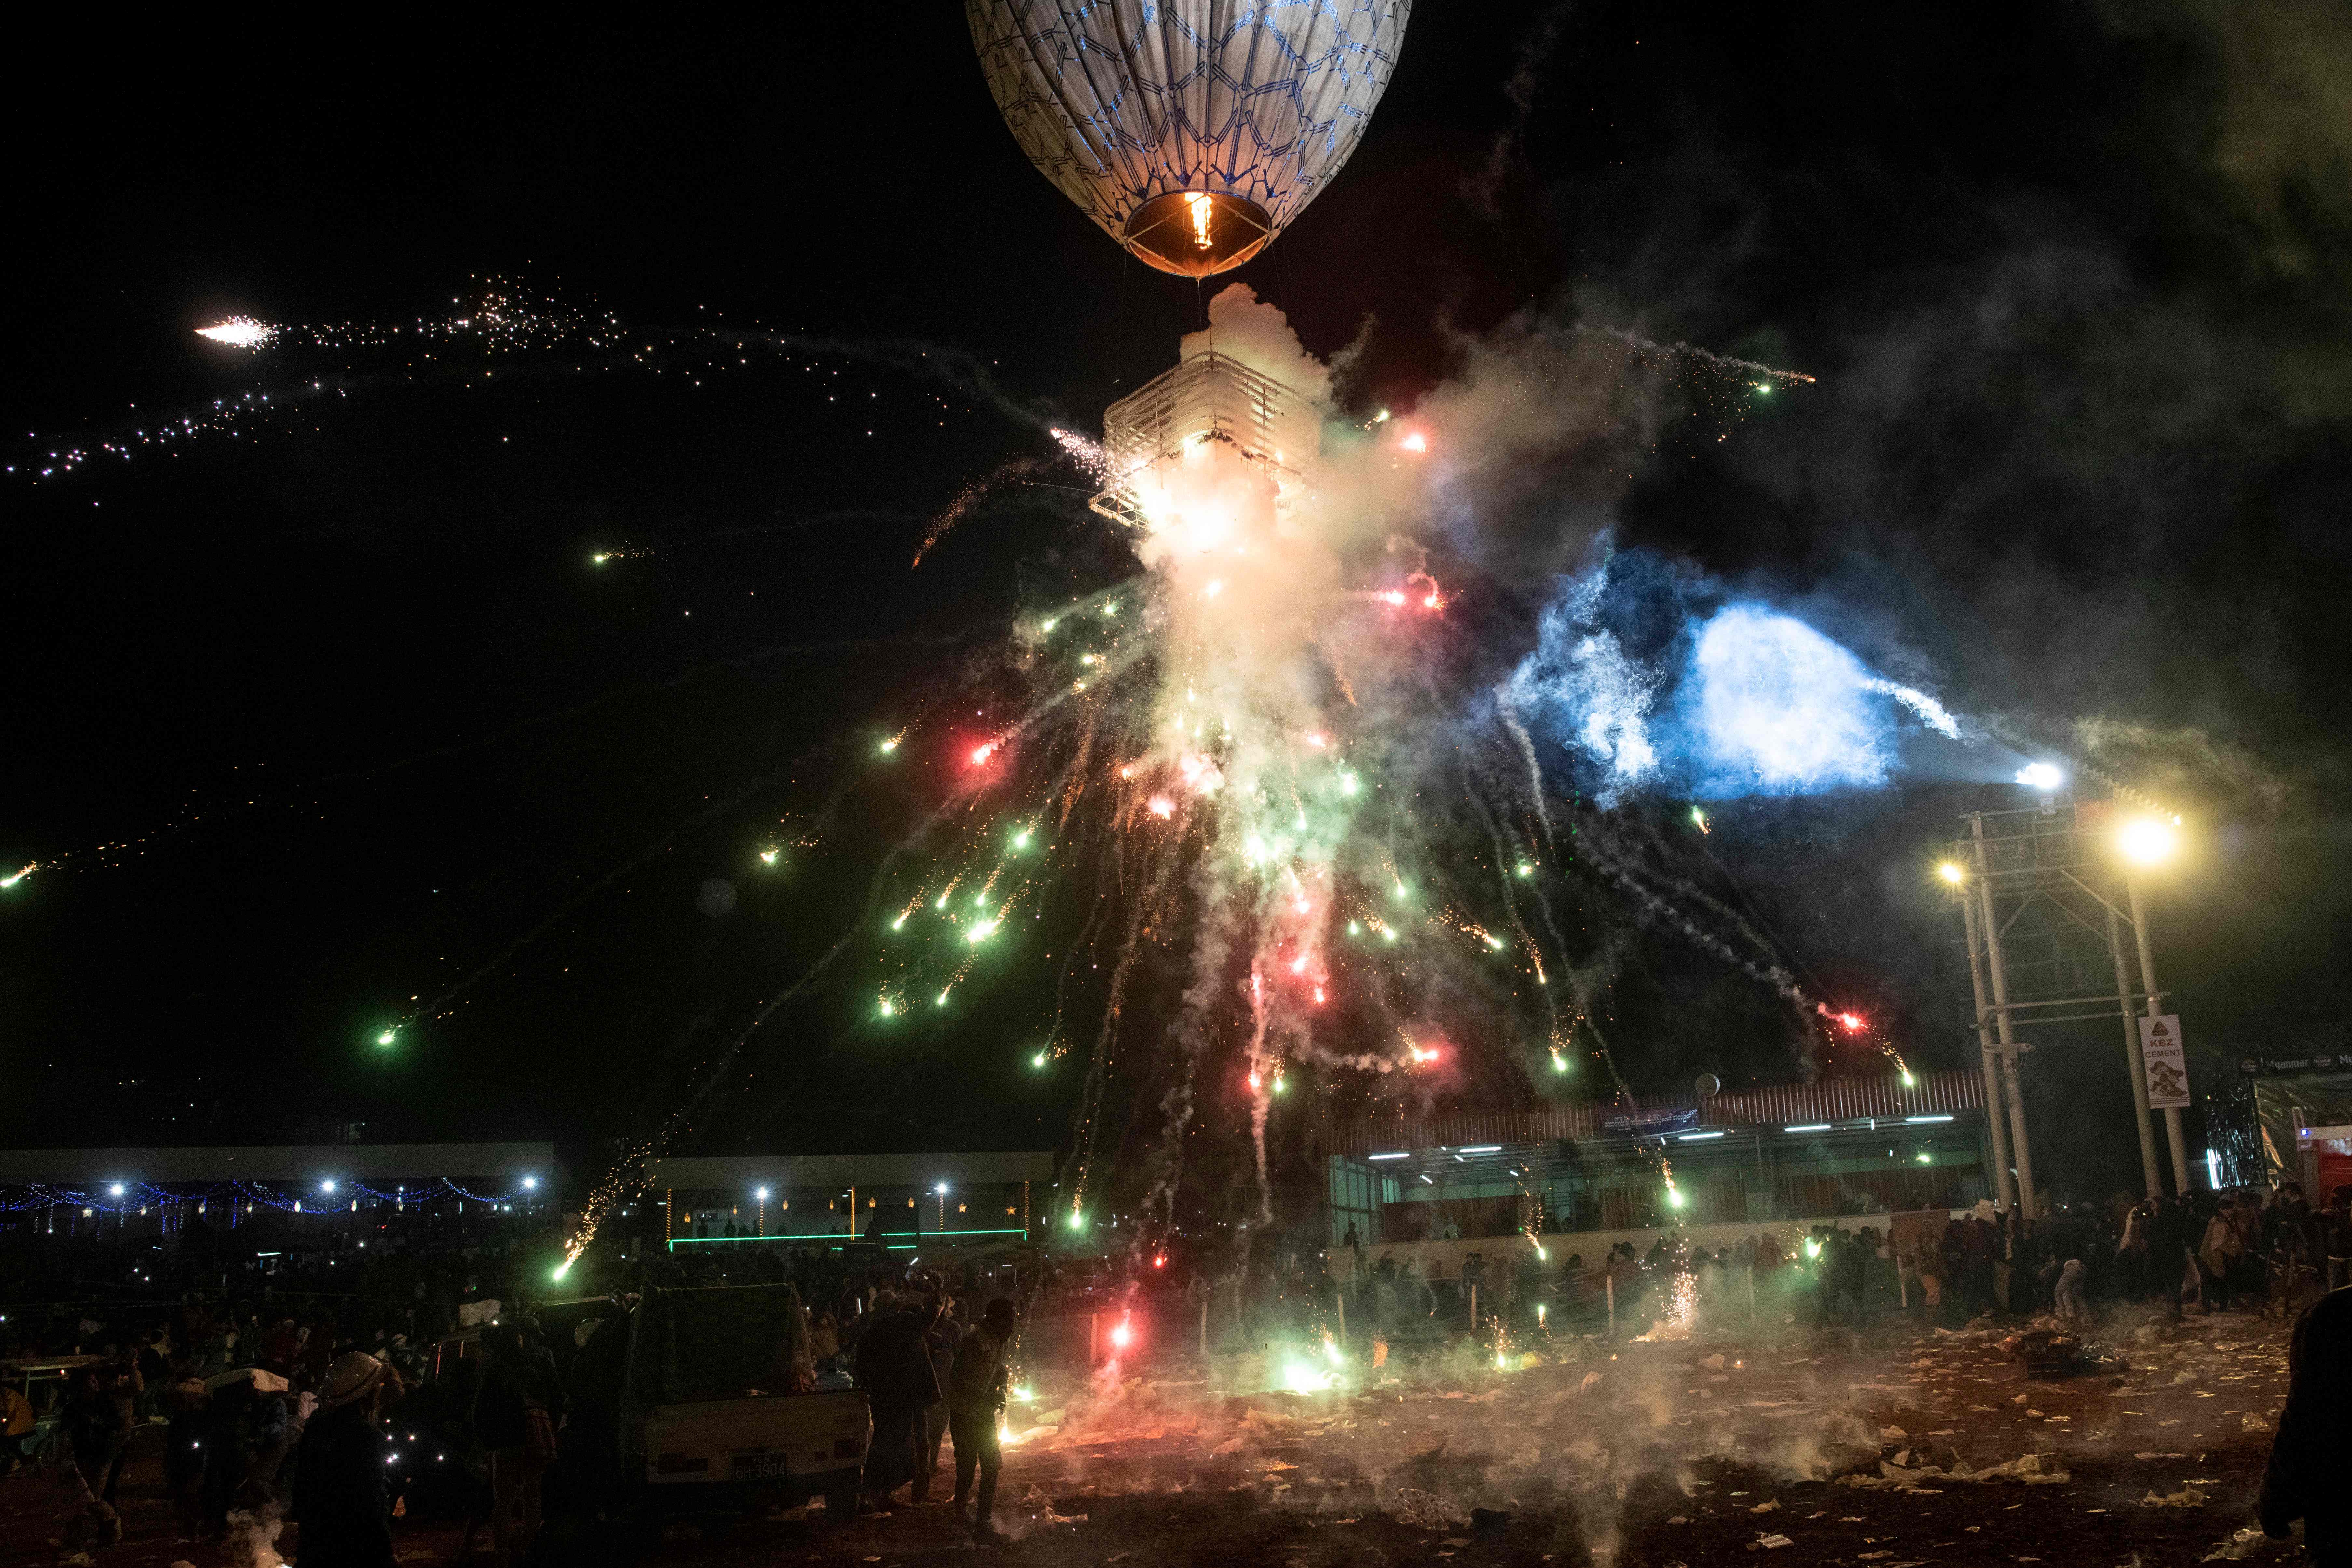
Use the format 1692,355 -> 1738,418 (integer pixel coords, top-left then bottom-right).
1515,861 -> 1534,879
375,1029 -> 397,1047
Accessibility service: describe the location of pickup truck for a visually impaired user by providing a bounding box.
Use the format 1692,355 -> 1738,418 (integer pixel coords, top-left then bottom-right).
615,1283 -> 870,1520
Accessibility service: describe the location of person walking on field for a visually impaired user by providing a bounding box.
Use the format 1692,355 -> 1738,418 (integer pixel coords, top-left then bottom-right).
2260,1285 -> 2352,1563
949,1298 -> 1017,1544
293,1352 -> 402,1568
855,1291 -> 941,1510
471,1322 -> 562,1565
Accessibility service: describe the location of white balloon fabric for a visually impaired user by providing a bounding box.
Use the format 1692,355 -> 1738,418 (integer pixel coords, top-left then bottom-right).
968,1 -> 1413,277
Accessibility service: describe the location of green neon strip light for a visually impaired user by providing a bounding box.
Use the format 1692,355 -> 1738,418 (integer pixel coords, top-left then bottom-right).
667,1228 -> 1029,1251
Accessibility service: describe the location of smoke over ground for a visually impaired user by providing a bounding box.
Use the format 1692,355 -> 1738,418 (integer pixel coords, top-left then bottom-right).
960,1302 -> 2289,1567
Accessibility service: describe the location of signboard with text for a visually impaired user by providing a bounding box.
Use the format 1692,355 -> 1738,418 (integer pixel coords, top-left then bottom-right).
2140,1014 -> 2191,1108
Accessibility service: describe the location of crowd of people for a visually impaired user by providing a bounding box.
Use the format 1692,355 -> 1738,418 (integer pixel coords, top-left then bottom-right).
7,1178 -> 2348,1559
0,1219 -> 1036,1560
1337,1181 -> 2352,1343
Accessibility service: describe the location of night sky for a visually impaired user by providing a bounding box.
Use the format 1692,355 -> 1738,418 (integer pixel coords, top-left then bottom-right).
6,5 -> 2349,1203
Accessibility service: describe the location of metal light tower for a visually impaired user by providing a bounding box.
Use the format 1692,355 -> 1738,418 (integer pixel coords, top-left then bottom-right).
1941,786 -> 2191,1204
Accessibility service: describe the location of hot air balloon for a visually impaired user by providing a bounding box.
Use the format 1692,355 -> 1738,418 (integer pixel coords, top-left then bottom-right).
967,1 -> 1413,278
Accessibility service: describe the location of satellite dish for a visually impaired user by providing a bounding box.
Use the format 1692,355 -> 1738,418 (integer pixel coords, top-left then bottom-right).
1695,1072 -> 1722,1098
968,1 -> 1413,277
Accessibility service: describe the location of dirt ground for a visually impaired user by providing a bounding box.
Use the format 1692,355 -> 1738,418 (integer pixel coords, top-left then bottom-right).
1,1302 -> 2308,1567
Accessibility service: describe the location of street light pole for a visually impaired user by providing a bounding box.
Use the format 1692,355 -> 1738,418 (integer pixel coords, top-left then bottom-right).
1968,815 -> 2040,1217
2126,869 -> 2195,1193
1958,886 -> 2019,1214
2106,902 -> 2165,1198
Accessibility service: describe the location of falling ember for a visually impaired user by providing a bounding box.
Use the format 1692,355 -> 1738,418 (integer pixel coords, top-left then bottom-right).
1835,1011 -> 1865,1031
970,742 -> 998,765
1146,795 -> 1176,818
1184,192 -> 1214,249
195,316 -> 277,348
1400,431 -> 1427,453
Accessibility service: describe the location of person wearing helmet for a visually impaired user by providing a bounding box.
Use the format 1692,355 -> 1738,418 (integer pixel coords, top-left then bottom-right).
292,1351 -> 401,1568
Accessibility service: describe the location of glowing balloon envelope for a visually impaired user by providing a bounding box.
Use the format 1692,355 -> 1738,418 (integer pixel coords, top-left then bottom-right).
967,1 -> 1413,277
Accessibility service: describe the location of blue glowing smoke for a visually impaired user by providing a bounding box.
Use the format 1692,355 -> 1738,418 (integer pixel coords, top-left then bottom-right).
1505,553 -> 1963,802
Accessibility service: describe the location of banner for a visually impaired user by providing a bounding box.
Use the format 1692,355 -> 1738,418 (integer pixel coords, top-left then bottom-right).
2140,1015 -> 2190,1108
1603,1106 -> 1699,1136
2239,1050 -> 2352,1076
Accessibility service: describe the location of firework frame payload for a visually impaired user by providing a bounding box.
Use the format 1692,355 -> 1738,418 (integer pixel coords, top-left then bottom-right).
1091,350 -> 1320,528
967,1 -> 1412,276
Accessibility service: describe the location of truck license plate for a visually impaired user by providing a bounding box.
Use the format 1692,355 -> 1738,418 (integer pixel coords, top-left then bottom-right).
731,1452 -> 789,1479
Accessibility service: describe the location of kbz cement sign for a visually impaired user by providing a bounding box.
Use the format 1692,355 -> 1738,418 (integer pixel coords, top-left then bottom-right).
2140,1014 -> 2191,1109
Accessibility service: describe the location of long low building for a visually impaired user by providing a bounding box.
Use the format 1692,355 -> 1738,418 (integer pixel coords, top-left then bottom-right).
1320,1069 -> 1994,1247
642,1150 -> 1057,1253
0,1144 -> 556,1186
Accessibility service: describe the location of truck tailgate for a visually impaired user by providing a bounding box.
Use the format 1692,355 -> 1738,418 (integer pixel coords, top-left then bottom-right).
644,1389 -> 870,1484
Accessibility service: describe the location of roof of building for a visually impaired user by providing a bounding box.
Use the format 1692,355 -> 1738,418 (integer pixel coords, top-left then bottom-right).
644,1151 -> 1056,1192
1322,1068 -> 1987,1159
0,1143 -> 556,1183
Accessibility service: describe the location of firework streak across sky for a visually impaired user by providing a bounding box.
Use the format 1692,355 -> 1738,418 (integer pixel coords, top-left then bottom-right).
7,275 -> 1049,483
8,277 -> 2027,1270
